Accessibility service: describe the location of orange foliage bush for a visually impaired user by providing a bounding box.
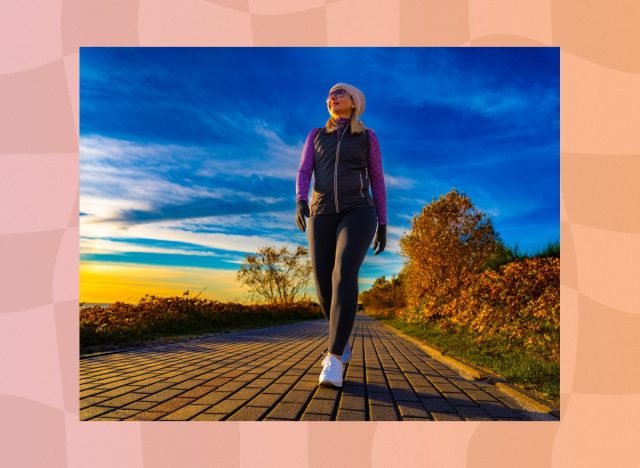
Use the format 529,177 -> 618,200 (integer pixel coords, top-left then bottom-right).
359,272 -> 406,313
444,257 -> 559,360
386,189 -> 559,361
80,291 -> 321,348
398,189 -> 501,320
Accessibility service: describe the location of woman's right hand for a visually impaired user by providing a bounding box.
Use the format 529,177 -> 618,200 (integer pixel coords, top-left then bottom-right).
296,200 -> 310,232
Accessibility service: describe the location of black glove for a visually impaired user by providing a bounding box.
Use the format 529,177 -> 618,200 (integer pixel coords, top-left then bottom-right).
296,200 -> 310,232
373,224 -> 386,255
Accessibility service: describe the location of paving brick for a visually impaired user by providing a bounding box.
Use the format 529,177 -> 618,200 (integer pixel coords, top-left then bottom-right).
80,388 -> 106,399
192,391 -> 232,405
465,388 -> 499,402
341,383 -> 365,397
207,398 -> 246,414
128,411 -> 165,421
432,412 -> 464,421
455,380 -> 480,390
170,379 -> 209,391
122,400 -> 162,411
455,405 -> 493,420
201,376 -> 234,387
233,373 -> 258,382
261,371 -> 283,379
369,404 -> 398,421
397,400 -> 429,418
97,392 -> 145,408
301,412 -> 332,421
141,389 -> 184,402
90,380 -> 129,391
80,396 -> 111,409
367,392 -> 394,405
444,391 -> 477,407
192,412 -> 227,421
314,387 -> 340,399
305,398 -> 336,415
280,390 -> 312,404
179,385 -> 217,399
248,393 -> 281,408
98,385 -> 143,398
420,397 -> 455,413
91,408 -> 139,419
148,397 -> 196,413
339,395 -> 365,412
432,382 -> 460,393
275,375 -> 299,384
228,386 -> 262,400
413,385 -> 442,398
292,380 -> 318,392
391,388 -> 420,402
227,406 -> 269,421
263,383 -> 292,394
135,382 -> 176,394
215,380 -> 247,393
267,402 -> 304,420
80,406 -> 117,420
366,381 -> 390,394
336,409 -> 366,421
245,378 -> 276,388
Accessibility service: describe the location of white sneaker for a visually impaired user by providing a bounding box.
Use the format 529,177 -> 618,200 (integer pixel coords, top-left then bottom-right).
341,342 -> 352,364
318,353 -> 344,387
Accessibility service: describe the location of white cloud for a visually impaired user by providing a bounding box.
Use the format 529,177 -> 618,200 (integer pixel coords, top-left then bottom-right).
80,238 -> 220,256
384,173 -> 416,189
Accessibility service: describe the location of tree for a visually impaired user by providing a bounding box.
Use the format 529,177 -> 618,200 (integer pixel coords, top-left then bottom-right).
398,188 -> 501,317
360,272 -> 407,314
236,245 -> 313,306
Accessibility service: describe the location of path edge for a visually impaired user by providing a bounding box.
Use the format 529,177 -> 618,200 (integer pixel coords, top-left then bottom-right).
376,319 -> 560,421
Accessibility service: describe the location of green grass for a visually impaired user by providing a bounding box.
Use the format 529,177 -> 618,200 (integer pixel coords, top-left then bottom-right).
369,312 -> 559,404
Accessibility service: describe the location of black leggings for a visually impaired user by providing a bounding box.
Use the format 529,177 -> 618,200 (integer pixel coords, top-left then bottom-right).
307,205 -> 378,356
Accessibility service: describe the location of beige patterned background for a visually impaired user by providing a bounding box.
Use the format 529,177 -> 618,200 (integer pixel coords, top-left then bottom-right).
1,0 -> 638,466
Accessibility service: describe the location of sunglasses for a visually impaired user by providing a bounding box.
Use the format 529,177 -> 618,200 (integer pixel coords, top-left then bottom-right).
327,89 -> 350,100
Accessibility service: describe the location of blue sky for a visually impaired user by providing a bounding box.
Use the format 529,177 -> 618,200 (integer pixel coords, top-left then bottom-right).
79,47 -> 559,303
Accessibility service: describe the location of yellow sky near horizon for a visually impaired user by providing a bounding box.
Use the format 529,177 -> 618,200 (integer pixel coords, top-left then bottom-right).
80,261 -> 255,304
80,261 -> 378,305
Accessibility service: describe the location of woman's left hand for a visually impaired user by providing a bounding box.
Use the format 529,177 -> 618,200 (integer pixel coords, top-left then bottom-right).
373,224 -> 386,255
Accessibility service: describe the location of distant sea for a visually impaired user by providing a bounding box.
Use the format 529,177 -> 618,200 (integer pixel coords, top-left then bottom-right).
80,303 -> 111,308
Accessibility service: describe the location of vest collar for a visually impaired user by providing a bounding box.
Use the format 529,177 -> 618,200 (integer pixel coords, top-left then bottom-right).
334,116 -> 351,128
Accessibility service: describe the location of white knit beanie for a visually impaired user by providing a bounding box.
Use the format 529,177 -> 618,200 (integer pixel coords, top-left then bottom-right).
327,83 -> 366,118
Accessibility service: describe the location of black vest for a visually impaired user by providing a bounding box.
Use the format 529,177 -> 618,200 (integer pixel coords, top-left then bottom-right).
309,124 -> 376,216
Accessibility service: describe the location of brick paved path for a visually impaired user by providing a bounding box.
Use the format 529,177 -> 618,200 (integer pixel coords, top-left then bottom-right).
80,313 -> 529,421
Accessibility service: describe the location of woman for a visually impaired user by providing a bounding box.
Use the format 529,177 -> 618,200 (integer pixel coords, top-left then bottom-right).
295,83 -> 388,388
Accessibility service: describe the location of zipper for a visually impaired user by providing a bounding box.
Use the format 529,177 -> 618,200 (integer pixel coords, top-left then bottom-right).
359,173 -> 364,198
334,140 -> 341,212
334,125 -> 347,213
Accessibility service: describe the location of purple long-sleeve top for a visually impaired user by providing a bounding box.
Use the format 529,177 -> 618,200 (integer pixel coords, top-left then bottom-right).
296,117 -> 387,226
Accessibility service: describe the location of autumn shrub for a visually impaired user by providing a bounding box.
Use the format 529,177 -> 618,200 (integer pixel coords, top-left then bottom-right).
359,271 -> 406,316
398,189 -> 501,322
440,257 -> 559,359
80,291 -> 322,348
380,188 -> 560,361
